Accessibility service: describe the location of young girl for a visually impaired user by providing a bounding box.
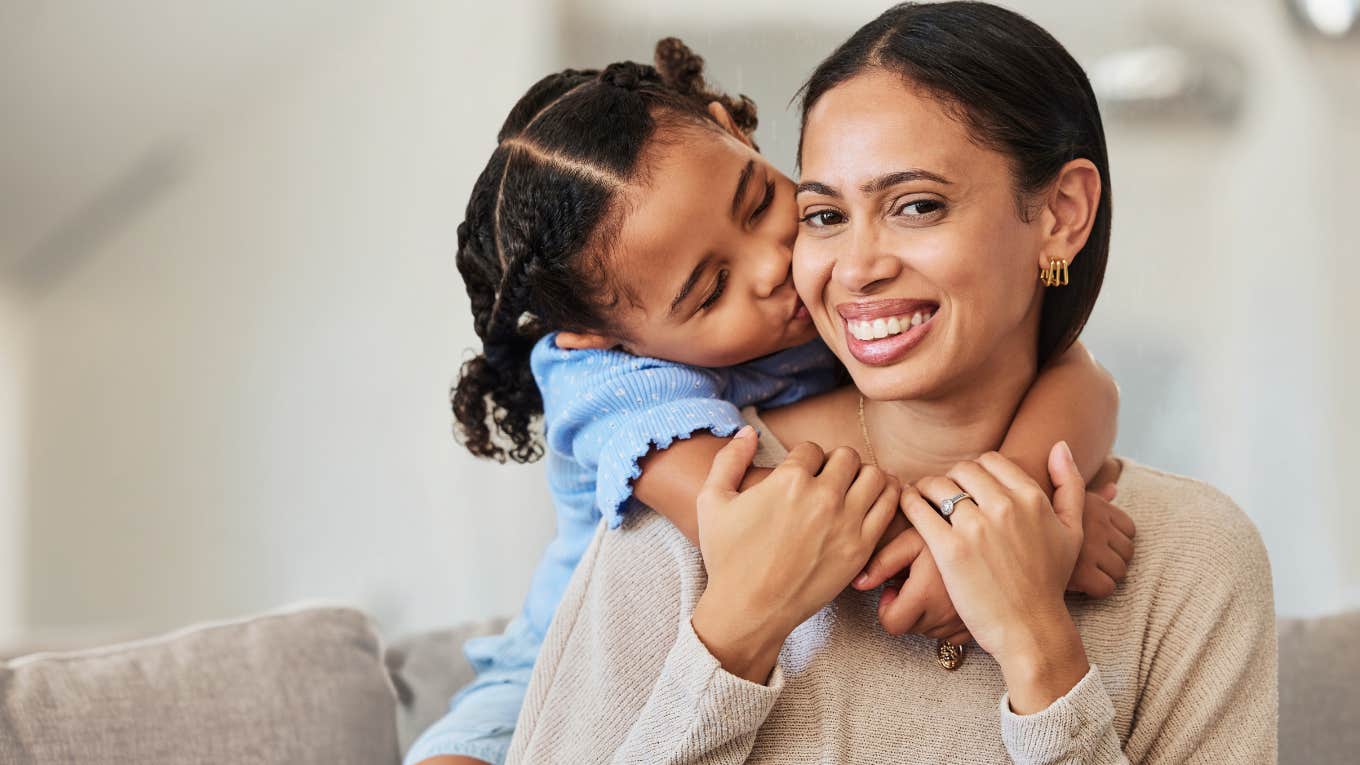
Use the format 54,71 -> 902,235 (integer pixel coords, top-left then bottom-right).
407,40 -> 1131,765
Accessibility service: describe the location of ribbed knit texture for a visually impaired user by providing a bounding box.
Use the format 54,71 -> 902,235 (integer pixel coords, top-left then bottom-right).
508,413 -> 1278,764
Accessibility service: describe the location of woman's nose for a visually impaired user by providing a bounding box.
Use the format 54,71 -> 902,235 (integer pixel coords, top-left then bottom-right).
835,227 -> 902,294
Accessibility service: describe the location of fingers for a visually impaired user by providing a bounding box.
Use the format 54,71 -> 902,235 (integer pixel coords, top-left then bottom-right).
859,478 -> 901,550
701,426 -> 758,498
855,526 -> 924,590
974,450 -> 1043,493
944,460 -> 1008,511
844,462 -> 887,517
1068,563 -> 1116,598
1107,525 -> 1135,562
781,441 -> 827,477
1093,482 -> 1118,502
817,446 -> 862,495
1045,442 -> 1086,532
1097,548 -> 1129,583
943,629 -> 972,647
899,485 -> 952,546
915,476 -> 975,524
877,582 -> 926,636
1108,502 -> 1136,539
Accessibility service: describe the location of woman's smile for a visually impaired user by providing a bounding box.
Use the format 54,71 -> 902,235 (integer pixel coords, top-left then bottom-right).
838,298 -> 940,366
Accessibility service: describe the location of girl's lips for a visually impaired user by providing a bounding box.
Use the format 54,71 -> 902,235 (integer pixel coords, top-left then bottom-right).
843,310 -> 937,366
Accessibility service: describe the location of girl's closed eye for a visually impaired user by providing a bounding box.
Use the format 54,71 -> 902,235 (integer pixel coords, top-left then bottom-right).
699,269 -> 729,310
749,180 -> 776,226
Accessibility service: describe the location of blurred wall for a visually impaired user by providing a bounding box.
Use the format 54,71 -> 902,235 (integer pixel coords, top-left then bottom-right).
0,282 -> 26,636
21,1 -> 556,636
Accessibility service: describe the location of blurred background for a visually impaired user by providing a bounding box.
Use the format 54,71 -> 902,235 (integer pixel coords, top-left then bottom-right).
1,0 -> 1356,646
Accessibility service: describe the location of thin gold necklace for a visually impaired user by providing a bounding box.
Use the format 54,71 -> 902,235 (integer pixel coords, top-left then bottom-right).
857,394 -> 878,466
857,392 -> 966,671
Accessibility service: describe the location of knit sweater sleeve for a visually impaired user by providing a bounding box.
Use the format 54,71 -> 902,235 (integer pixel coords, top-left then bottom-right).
1003,472 -> 1278,764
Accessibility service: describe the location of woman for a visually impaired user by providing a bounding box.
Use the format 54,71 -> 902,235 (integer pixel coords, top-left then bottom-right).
506,3 -> 1276,763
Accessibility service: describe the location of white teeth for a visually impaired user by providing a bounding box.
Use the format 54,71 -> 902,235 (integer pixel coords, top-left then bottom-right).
848,309 -> 936,341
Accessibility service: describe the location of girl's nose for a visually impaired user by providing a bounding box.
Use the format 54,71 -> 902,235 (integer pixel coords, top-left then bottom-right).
752,240 -> 794,299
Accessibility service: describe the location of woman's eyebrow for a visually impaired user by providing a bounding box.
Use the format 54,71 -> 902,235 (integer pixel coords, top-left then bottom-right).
796,169 -> 952,198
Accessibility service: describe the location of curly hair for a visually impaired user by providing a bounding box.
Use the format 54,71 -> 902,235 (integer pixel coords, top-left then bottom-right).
451,38 -> 760,463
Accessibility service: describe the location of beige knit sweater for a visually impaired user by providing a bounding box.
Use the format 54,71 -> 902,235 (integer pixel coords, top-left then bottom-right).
508,412 -> 1278,764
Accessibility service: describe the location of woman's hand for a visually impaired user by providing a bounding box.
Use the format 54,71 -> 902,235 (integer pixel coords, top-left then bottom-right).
901,443 -> 1090,714
690,426 -> 900,683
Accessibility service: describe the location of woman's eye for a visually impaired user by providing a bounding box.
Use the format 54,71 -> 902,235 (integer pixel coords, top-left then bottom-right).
800,209 -> 845,228
896,199 -> 944,217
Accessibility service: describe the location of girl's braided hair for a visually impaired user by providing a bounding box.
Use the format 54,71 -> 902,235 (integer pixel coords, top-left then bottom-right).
452,38 -> 758,463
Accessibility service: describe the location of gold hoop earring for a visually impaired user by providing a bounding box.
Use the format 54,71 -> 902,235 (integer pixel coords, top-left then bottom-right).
1040,258 -> 1069,287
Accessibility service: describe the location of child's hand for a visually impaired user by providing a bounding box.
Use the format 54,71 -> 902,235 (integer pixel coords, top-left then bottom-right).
853,524 -> 971,646
1067,482 -> 1135,597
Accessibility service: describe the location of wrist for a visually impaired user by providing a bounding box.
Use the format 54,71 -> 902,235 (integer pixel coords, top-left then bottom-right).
691,589 -> 788,684
995,607 -> 1089,715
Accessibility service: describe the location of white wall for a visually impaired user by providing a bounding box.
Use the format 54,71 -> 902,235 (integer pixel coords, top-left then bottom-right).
24,1 -> 557,636
0,281 -> 26,638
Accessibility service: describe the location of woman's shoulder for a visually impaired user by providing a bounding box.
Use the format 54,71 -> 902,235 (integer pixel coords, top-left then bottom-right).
1116,460 -> 1271,579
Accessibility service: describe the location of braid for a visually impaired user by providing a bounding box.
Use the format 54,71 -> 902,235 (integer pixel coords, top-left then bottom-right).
654,37 -> 759,139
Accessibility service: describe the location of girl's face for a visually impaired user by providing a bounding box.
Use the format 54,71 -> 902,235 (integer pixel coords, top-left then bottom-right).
793,70 -> 1047,401
590,123 -> 818,368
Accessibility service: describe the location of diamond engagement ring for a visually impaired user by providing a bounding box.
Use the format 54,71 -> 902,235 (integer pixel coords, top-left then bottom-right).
938,492 -> 973,519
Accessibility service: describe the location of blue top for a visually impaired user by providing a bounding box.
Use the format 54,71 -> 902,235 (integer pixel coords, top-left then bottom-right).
403,335 -> 841,765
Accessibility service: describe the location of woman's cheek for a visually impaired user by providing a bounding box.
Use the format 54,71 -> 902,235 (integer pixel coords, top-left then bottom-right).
791,239 -> 833,308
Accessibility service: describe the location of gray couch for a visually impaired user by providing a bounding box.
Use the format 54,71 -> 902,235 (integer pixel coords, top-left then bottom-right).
0,605 -> 1354,763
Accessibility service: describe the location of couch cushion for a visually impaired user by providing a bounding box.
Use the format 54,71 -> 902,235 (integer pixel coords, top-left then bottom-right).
1279,610 -> 1360,765
384,617 -> 508,755
0,605 -> 399,765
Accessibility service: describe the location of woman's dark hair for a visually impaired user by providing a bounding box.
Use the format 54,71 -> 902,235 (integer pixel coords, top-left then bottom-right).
452,38 -> 759,463
799,1 -> 1111,366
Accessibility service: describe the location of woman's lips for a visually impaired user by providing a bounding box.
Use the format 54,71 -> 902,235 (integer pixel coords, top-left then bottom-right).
842,307 -> 938,366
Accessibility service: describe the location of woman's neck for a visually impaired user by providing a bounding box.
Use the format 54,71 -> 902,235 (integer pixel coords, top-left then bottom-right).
861,345 -> 1038,483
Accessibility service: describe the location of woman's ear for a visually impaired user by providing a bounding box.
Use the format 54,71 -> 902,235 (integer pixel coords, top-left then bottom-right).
706,101 -> 755,148
554,331 -> 620,351
1037,158 -> 1101,269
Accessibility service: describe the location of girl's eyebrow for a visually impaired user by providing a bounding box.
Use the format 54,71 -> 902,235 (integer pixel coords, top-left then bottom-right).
729,159 -> 756,218
796,169 -> 952,197
669,256 -> 710,316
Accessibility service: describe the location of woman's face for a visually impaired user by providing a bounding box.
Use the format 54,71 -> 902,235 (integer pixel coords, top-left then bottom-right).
794,69 -> 1046,401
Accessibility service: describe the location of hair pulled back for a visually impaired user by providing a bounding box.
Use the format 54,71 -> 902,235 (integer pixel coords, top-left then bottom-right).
452,38 -> 758,463
799,1 -> 1112,365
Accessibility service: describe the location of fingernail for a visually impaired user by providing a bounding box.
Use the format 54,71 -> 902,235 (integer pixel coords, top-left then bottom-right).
1060,440 -> 1076,466
854,573 -> 871,588
735,425 -> 755,440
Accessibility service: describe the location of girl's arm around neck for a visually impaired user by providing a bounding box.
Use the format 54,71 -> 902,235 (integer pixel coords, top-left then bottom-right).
1000,340 -> 1119,495
634,434 -> 771,545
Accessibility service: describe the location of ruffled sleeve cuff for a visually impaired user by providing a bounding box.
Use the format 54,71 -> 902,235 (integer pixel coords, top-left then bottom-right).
594,398 -> 746,528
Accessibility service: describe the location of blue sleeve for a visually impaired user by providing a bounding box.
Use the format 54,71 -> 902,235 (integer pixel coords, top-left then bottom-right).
723,338 -> 844,409
532,334 -> 747,528
402,618 -> 540,765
